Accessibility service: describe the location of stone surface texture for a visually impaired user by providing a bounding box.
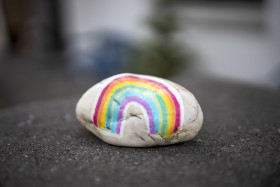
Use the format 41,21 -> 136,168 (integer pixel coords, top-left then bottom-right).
76,73 -> 203,147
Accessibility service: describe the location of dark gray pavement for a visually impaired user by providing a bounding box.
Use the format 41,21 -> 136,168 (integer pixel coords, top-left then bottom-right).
0,76 -> 280,187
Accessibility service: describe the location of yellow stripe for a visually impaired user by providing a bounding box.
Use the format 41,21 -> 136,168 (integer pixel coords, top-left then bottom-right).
157,89 -> 174,135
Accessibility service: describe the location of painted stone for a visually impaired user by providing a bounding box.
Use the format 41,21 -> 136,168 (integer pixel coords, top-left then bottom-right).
76,73 -> 203,147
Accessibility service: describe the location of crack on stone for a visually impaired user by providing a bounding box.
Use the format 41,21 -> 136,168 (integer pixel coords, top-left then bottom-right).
113,98 -> 121,105
79,113 -> 92,126
148,134 -> 159,145
155,133 -> 169,142
189,103 -> 199,124
107,125 -> 111,130
121,113 -> 143,122
129,113 -> 142,119
135,133 -> 145,141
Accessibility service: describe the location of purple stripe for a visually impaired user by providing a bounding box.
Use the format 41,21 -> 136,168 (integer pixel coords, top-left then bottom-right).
123,76 -> 181,133
116,96 -> 155,134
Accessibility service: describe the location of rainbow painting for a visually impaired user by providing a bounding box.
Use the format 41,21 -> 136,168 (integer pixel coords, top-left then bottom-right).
91,74 -> 184,137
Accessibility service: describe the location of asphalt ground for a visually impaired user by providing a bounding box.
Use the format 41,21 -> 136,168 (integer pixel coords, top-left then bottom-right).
1,74 -> 280,187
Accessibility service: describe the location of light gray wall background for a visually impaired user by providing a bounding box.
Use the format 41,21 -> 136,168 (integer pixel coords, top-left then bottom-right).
61,0 -> 280,88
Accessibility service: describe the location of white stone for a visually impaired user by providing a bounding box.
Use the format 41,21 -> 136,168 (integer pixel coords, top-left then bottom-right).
76,73 -> 203,147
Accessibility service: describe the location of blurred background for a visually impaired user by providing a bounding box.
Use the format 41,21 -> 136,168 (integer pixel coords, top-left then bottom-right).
0,0 -> 279,109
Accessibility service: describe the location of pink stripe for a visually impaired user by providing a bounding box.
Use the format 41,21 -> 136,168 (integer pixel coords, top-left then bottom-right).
93,83 -> 111,126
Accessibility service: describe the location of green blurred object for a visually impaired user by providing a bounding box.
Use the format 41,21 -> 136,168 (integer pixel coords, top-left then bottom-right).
126,0 -> 192,78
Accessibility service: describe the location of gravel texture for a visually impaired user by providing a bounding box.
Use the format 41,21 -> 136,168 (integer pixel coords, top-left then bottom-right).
1,77 -> 280,187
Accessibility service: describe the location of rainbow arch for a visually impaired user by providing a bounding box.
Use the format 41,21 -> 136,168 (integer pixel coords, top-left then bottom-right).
92,74 -> 184,137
